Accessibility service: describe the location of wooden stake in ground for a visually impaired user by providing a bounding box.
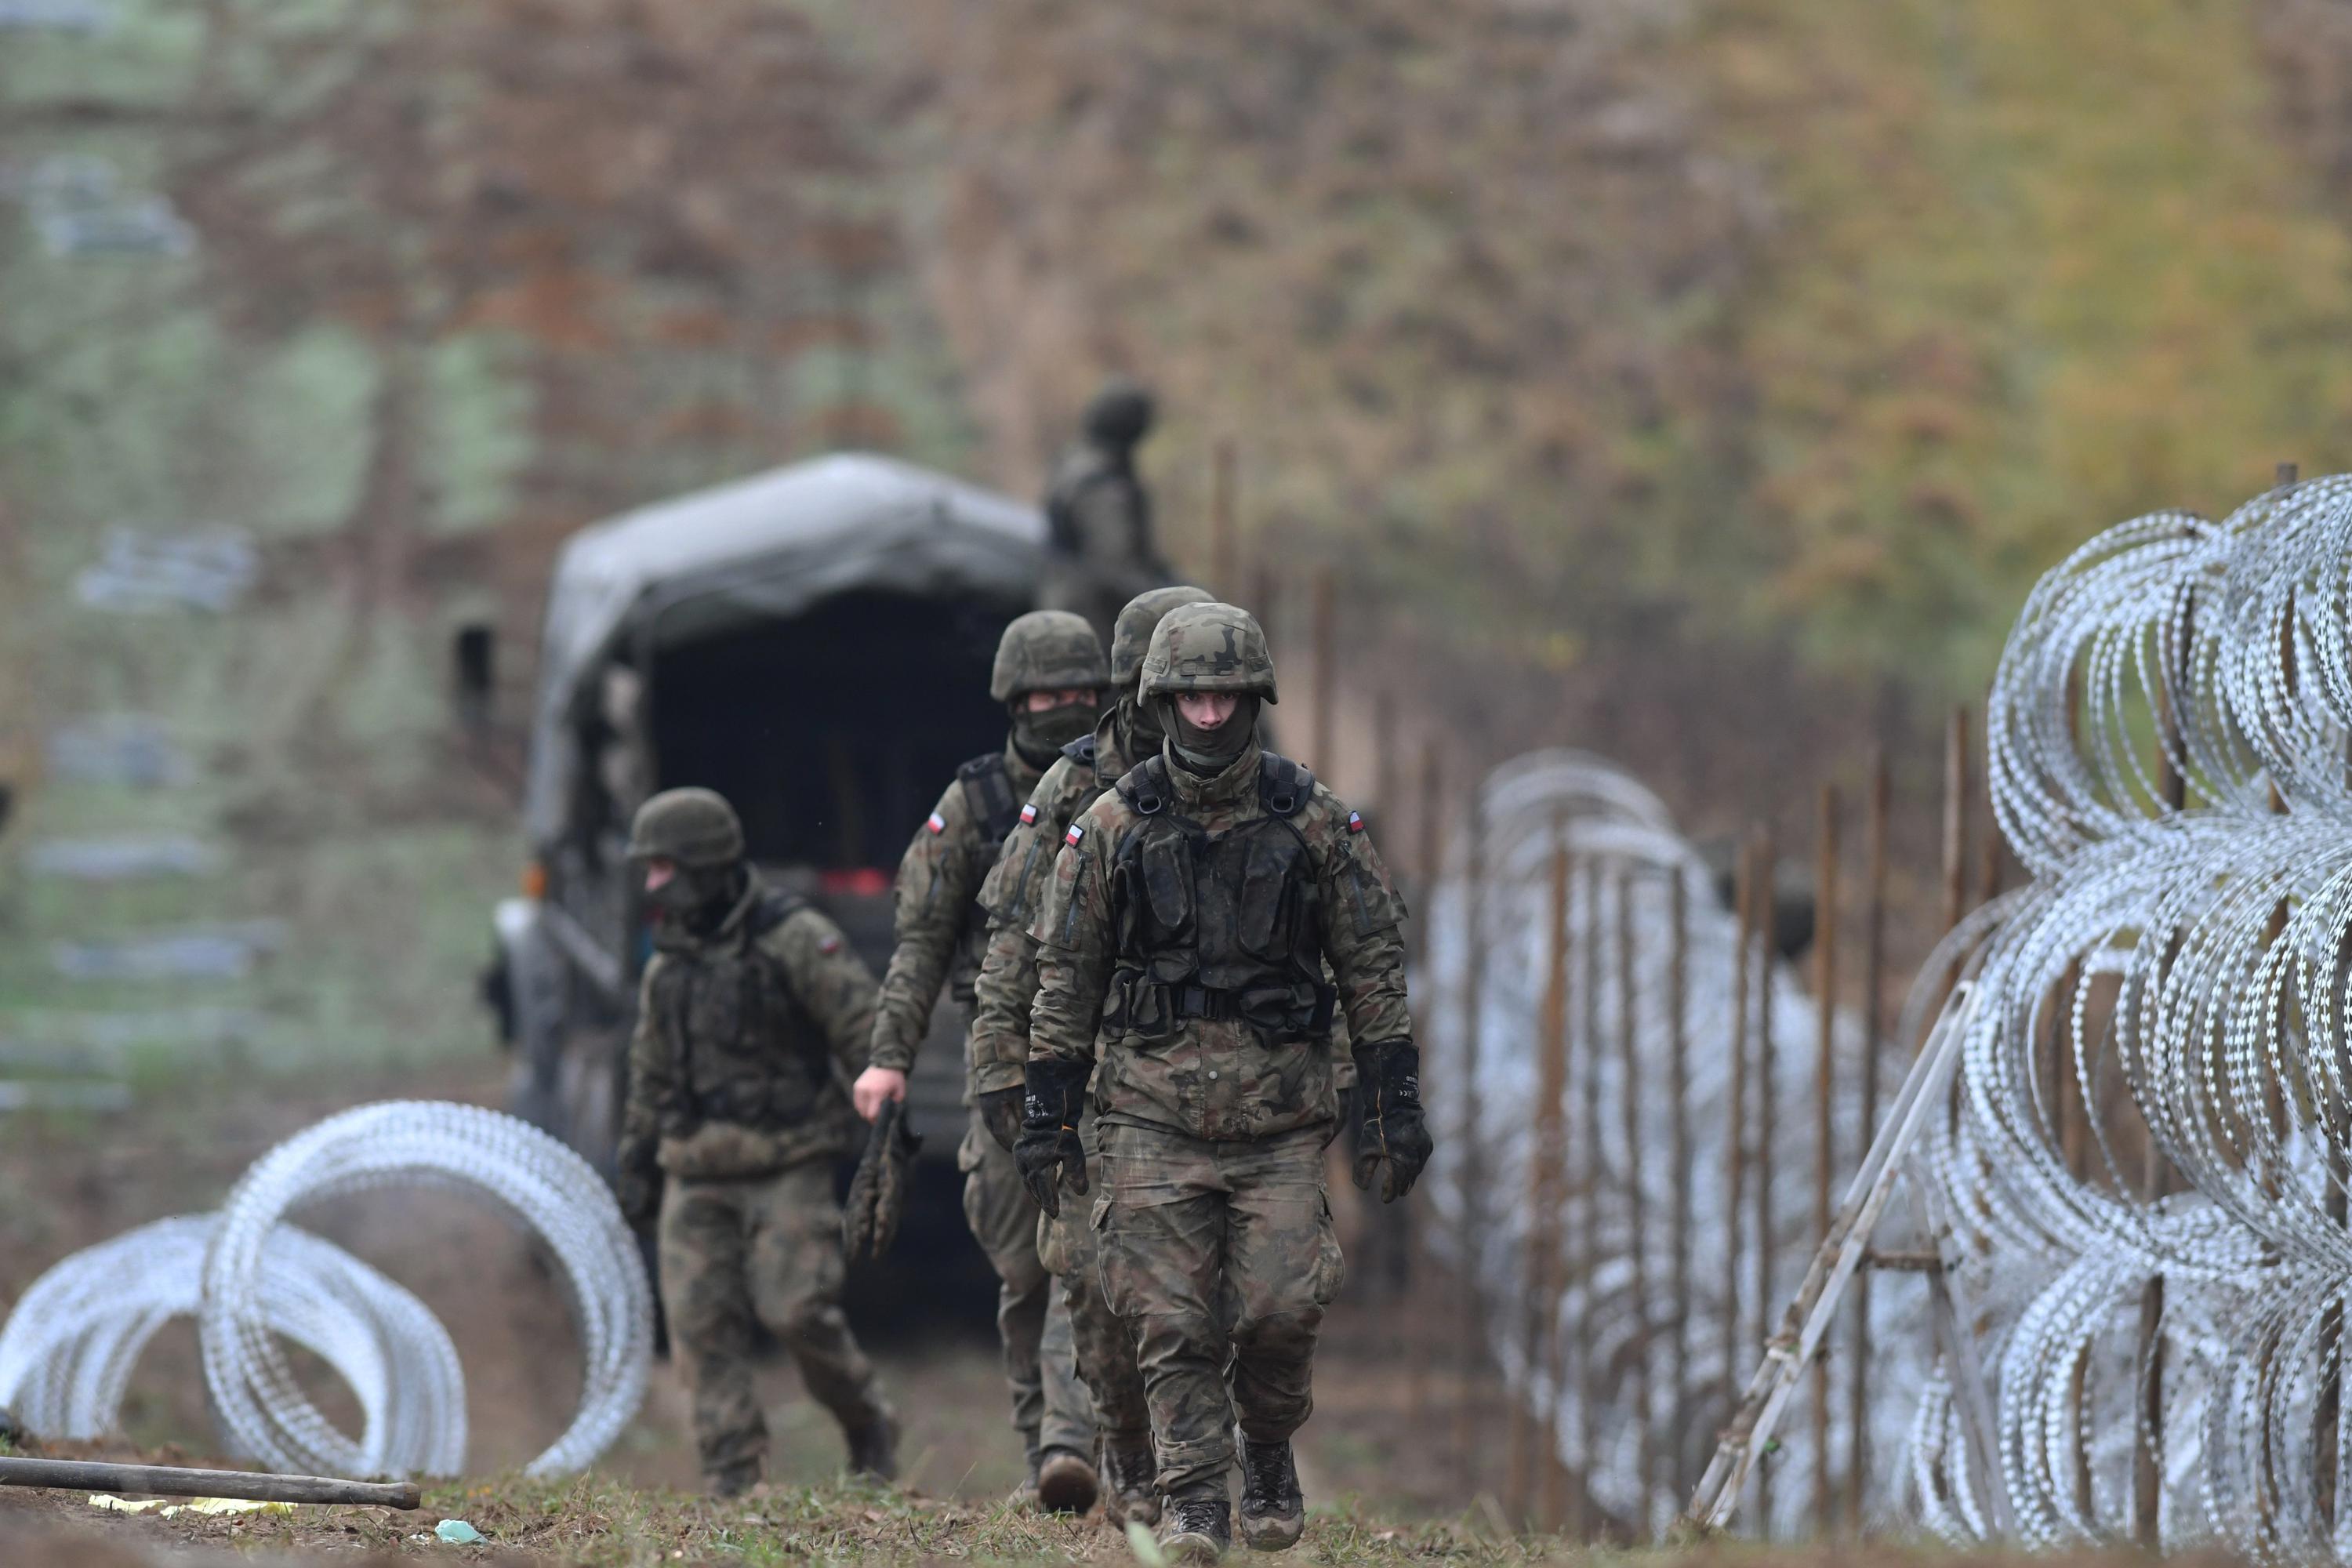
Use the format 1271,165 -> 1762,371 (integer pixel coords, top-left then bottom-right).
1512,828 -> 1572,1526
1810,783 -> 1840,1534
1616,866 -> 1655,1537
1668,867 -> 1693,1501
1726,839 -> 1753,1446
1454,807 -> 1489,1500
0,1457 -> 420,1512
1846,747 -> 1889,1531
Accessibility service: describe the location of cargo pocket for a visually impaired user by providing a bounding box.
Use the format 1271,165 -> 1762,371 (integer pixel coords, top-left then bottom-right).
1308,1189 -> 1346,1308
956,1120 -> 988,1174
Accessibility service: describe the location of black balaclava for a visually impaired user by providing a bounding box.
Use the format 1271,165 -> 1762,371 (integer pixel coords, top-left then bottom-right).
648,861 -> 746,942
1117,689 -> 1164,758
1011,695 -> 1099,768
1163,694 -> 1261,775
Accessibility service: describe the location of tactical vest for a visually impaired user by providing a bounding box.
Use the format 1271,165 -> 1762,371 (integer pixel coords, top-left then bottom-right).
949,752 -> 1025,1001
1102,752 -> 1336,1041
651,888 -> 830,1135
1044,456 -> 1149,558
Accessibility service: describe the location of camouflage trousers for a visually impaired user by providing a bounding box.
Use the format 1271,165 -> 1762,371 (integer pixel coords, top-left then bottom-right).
962,1112 -> 1094,1460
1093,1122 -> 1345,1500
659,1161 -> 892,1487
1038,1132 -> 1152,1446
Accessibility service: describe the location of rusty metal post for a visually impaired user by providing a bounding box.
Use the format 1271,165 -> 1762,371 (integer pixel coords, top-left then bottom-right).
1407,742 -> 1442,1435
1944,708 -> 1969,930
1752,824 -> 1778,1530
1617,866 -> 1655,1537
1512,828 -> 1571,1524
1568,853 -> 1604,1536
1211,437 -> 1239,594
1454,805 -> 1488,1498
1811,784 -> 1839,1535
1668,867 -> 1693,1501
1846,748 -> 1888,1530
1726,839 -> 1753,1448
1310,566 -> 1337,776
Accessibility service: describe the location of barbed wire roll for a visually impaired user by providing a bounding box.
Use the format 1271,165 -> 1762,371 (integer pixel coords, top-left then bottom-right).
0,1214 -> 464,1475
200,1101 -> 652,1477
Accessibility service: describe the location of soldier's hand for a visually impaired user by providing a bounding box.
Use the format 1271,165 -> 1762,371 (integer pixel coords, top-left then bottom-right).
976,1085 -> 1025,1153
1350,1040 -> 1434,1203
853,1065 -> 908,1123
1016,1058 -> 1093,1215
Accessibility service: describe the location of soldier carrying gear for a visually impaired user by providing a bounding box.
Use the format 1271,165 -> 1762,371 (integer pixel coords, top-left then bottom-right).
855,611 -> 1111,1514
1038,377 -> 1171,648
612,787 -> 898,1497
964,584 -> 1215,1527
1021,602 -> 1432,1561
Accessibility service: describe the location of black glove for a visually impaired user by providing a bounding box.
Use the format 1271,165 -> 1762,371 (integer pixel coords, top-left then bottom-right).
1014,1058 -> 1091,1218
843,1099 -> 924,1261
615,1140 -> 663,1229
1350,1040 -> 1433,1203
977,1084 -> 1025,1154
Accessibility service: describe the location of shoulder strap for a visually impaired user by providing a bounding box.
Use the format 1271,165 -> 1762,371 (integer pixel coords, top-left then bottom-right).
746,886 -> 808,938
1114,754 -> 1174,816
956,752 -> 1024,844
1258,752 -> 1315,818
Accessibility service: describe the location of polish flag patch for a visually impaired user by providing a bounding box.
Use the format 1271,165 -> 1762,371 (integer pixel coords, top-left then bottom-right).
1020,803 -> 1038,826
1065,822 -> 1086,847
1347,811 -> 1365,834
818,935 -> 842,955
925,812 -> 947,834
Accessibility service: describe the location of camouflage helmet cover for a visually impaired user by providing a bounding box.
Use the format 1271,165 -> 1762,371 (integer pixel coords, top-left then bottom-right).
1138,601 -> 1279,704
626,787 -> 745,867
1082,376 -> 1154,447
990,609 -> 1109,702
1110,584 -> 1217,686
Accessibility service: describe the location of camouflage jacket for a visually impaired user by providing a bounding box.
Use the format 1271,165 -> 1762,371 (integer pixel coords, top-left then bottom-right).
1044,445 -> 1161,572
619,874 -> 878,1181
868,739 -> 1044,1075
1029,739 -> 1409,1141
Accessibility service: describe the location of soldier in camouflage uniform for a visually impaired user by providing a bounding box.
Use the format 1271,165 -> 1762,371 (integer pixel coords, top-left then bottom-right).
853,610 -> 1110,1511
1018,603 -> 1434,1561
967,585 -> 1216,1526
612,788 -> 898,1497
1038,379 -> 1169,648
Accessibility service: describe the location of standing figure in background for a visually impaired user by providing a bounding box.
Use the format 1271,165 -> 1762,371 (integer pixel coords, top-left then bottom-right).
853,610 -> 1110,1511
1040,377 -> 1170,648
1019,602 -> 1433,1562
612,787 -> 898,1497
966,584 -> 1217,1526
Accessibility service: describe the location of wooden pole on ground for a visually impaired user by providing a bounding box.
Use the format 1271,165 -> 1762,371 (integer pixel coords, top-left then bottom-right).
1569,854 -> 1605,1537
1726,837 -> 1753,1475
1512,829 -> 1571,1524
1406,741 -> 1442,1436
1810,783 -> 1840,1535
0,1457 -> 420,1512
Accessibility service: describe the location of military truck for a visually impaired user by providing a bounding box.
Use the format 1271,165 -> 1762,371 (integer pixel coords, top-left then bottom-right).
485,453 -> 1047,1173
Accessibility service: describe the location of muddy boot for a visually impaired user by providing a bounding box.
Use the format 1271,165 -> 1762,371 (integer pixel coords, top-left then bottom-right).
1239,1435 -> 1305,1551
847,1412 -> 899,1482
1037,1446 -> 1100,1515
1101,1442 -> 1160,1526
706,1460 -> 761,1499
1158,1488 -> 1231,1563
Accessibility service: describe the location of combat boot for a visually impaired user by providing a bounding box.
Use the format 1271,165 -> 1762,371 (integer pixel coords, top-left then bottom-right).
1101,1442 -> 1160,1526
1239,1434 -> 1305,1551
847,1412 -> 899,1482
1036,1446 -> 1099,1514
1157,1488 -> 1231,1563
706,1460 -> 760,1499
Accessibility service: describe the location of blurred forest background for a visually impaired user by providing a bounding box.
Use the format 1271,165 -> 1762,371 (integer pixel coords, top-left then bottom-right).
5,0 -> 2352,1078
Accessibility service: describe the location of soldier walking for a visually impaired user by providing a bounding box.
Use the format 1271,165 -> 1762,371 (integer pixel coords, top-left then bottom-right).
964,585 -> 1216,1525
1018,602 -> 1434,1560
853,610 -> 1110,1510
1039,378 -> 1170,647
612,788 -> 898,1497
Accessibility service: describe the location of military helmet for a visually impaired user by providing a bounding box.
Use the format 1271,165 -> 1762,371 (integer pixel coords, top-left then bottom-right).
1111,585 -> 1217,686
1082,377 -> 1155,448
626,787 -> 745,867
1138,601 -> 1278,704
990,610 -> 1109,703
